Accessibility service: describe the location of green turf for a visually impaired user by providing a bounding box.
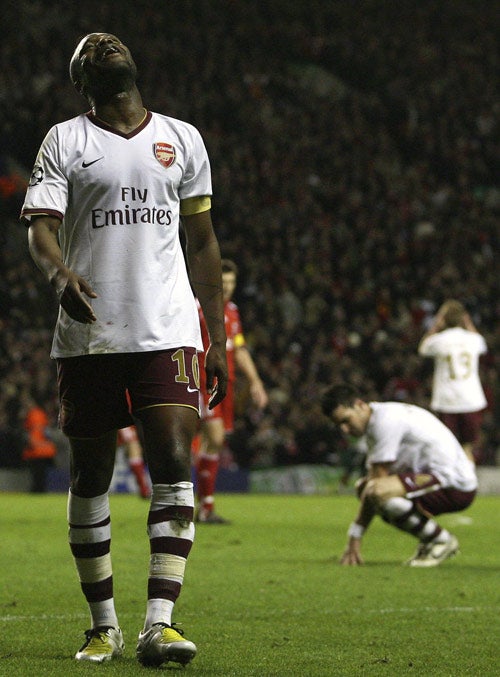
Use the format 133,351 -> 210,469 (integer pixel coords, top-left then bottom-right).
0,492 -> 498,675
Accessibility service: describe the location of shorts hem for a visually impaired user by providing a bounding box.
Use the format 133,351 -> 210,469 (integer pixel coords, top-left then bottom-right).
134,402 -> 200,414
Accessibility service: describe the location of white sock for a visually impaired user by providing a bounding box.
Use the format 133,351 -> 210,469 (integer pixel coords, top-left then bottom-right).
145,599 -> 175,629
68,490 -> 119,629
144,482 -> 195,630
432,528 -> 451,543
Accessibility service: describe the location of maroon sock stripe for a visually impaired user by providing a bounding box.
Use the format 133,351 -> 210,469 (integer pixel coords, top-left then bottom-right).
70,540 -> 111,558
392,509 -> 423,533
148,578 -> 181,602
81,576 -> 113,603
149,536 -> 193,558
409,521 -> 426,536
68,516 -> 111,529
147,505 -> 194,524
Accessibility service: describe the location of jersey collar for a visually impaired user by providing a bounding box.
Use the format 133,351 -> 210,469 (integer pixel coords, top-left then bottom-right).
86,110 -> 152,139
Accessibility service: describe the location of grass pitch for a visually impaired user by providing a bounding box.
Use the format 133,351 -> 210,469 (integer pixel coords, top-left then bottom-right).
0,491 -> 499,675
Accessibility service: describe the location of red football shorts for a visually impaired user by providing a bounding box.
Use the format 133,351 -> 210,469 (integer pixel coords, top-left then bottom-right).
199,378 -> 235,433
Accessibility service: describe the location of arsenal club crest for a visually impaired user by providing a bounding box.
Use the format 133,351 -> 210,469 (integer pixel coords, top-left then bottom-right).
153,142 -> 176,168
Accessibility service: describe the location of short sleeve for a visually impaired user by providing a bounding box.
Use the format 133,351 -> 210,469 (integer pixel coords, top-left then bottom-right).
418,335 -> 437,357
178,125 -> 212,200
20,125 -> 68,223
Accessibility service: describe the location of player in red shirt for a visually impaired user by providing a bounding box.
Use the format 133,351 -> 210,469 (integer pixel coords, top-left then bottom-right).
194,259 -> 268,522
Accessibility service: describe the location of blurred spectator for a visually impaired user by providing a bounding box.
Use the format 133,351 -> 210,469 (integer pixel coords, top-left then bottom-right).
1,1 -> 498,476
22,402 -> 57,492
0,409 -> 24,469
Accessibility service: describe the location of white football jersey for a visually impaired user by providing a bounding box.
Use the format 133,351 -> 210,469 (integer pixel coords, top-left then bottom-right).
21,111 -> 211,357
419,328 -> 487,413
365,402 -> 477,492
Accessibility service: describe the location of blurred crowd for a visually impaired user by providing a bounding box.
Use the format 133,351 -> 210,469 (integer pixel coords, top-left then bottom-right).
1,1 -> 498,474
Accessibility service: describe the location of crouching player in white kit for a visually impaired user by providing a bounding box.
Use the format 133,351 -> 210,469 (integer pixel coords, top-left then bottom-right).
321,384 -> 477,567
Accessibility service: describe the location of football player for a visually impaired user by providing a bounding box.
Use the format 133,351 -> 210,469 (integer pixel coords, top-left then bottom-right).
21,32 -> 227,667
321,383 -> 477,567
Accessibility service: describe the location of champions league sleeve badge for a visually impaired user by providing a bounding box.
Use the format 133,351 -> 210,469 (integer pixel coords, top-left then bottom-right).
153,142 -> 176,169
29,164 -> 44,186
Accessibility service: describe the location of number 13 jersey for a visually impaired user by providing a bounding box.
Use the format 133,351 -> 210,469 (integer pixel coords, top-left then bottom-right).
419,327 -> 487,412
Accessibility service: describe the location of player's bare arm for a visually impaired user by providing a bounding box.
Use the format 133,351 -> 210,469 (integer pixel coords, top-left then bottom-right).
462,312 -> 478,332
340,498 -> 376,567
183,208 -> 228,406
235,345 -> 268,409
340,464 -> 391,566
28,216 -> 97,324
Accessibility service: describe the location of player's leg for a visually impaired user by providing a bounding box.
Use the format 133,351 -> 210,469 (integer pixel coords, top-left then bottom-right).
120,426 -> 151,498
128,348 -> 199,666
69,431 -> 125,662
461,411 -> 484,463
134,404 -> 197,667
366,474 -> 458,566
28,457 -> 50,493
58,354 -> 131,662
196,416 -> 228,523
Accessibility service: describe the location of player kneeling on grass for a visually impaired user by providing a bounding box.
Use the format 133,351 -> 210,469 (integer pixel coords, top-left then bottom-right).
321,384 -> 477,567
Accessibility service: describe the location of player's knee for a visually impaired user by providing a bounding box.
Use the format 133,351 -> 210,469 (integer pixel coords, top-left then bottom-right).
364,478 -> 390,509
379,496 -> 414,523
363,478 -> 378,498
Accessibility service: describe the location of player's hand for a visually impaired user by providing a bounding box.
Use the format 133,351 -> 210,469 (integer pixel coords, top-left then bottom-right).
53,269 -> 98,324
340,539 -> 364,566
205,343 -> 228,409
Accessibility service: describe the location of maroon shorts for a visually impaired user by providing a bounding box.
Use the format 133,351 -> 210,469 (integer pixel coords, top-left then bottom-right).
57,349 -> 200,438
438,411 -> 484,445
399,472 -> 476,516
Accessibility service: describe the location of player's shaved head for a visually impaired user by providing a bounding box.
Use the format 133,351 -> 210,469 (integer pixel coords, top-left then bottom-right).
69,34 -> 95,93
68,33 -> 137,100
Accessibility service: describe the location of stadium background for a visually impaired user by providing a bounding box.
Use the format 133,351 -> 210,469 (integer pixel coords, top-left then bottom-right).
0,0 -> 498,492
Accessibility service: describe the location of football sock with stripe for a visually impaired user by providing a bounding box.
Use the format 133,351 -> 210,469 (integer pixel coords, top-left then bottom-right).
67,490 -> 119,629
143,482 -> 195,630
381,496 -> 447,542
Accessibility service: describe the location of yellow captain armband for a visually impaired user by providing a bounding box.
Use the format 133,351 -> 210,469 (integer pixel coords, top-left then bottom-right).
233,333 -> 246,348
180,196 -> 211,216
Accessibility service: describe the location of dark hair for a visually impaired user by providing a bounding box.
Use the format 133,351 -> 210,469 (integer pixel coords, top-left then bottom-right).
321,383 -> 359,417
221,259 -> 238,275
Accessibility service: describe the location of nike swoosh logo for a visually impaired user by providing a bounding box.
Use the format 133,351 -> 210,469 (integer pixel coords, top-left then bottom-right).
82,157 -> 104,168
187,386 -> 198,393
